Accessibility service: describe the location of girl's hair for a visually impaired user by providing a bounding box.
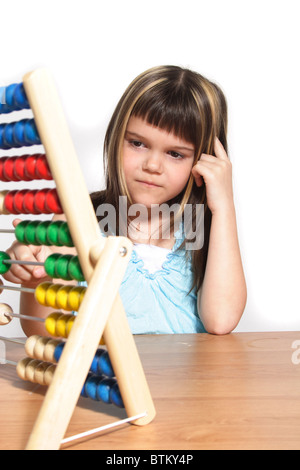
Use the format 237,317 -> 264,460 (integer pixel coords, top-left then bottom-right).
91,65 -> 228,290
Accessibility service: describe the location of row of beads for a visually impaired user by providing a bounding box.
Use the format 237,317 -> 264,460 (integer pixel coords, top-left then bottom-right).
25,335 -> 114,377
0,154 -> 52,182
15,220 -> 73,247
0,119 -> 40,149
0,250 -> 84,281
2,188 -> 62,215
0,83 -> 30,114
35,283 -> 86,311
16,358 -> 123,408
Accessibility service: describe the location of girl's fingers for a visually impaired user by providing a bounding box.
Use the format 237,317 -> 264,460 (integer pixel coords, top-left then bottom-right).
214,137 -> 228,160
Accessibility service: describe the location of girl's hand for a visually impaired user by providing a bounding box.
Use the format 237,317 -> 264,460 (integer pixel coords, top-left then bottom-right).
191,137 -> 234,214
2,219 -> 53,287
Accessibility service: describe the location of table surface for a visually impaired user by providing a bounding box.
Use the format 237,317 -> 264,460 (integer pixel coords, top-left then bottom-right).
0,331 -> 300,450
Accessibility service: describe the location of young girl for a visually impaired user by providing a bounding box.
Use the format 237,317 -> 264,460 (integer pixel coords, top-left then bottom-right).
3,65 -> 246,336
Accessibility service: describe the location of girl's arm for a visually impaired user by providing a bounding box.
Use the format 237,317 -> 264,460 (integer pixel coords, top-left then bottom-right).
192,138 -> 247,335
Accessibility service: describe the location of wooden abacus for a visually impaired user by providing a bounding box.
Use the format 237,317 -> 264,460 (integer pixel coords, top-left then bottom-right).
0,69 -> 155,449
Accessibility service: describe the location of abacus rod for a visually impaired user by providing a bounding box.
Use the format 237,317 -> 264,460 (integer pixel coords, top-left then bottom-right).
4,312 -> 45,323
60,412 -> 147,446
1,359 -> 17,366
0,284 -> 35,293
2,259 -> 43,267
0,335 -> 25,345
0,229 -> 15,234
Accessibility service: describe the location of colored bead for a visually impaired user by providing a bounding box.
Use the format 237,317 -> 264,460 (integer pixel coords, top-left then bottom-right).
35,282 -> 53,307
45,283 -> 61,308
96,377 -> 116,404
46,220 -> 64,245
44,253 -> 61,278
85,375 -> 104,401
55,255 -> 73,280
13,189 -> 28,213
0,251 -> 10,274
98,350 -> 114,378
45,189 -> 63,214
15,220 -> 30,243
45,312 -> 62,336
65,315 -> 75,336
0,157 -> 9,181
55,314 -> 73,338
53,342 -> 65,362
55,285 -> 72,310
90,349 -> 105,374
57,222 -> 73,247
67,286 -> 85,311
35,221 -> 52,245
24,120 -> 40,145
24,220 -> 40,244
68,256 -> 84,281
24,154 -> 38,179
35,154 -> 52,180
110,382 -> 124,408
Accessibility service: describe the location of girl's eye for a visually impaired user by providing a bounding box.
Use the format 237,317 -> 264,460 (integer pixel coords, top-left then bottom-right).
169,150 -> 184,159
130,140 -> 144,148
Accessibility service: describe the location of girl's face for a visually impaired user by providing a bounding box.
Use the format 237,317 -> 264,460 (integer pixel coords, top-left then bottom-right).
122,116 -> 195,208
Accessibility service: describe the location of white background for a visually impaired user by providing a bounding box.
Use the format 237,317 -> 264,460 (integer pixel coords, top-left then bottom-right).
0,0 -> 299,336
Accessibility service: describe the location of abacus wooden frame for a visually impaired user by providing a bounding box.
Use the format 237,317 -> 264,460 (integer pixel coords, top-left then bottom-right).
11,68 -> 156,450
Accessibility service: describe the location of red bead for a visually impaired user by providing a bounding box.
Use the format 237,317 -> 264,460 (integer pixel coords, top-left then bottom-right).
23,190 -> 39,214
13,189 -> 28,213
0,158 -> 10,182
4,191 -> 17,214
13,155 -> 30,181
45,189 -> 63,214
35,154 -> 52,180
3,157 -> 18,181
34,189 -> 52,214
24,154 -> 38,180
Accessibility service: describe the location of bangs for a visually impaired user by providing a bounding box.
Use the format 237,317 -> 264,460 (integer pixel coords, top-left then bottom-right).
131,81 -> 202,150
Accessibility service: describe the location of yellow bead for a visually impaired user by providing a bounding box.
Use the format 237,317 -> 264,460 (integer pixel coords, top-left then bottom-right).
55,314 -> 73,338
56,285 -> 72,310
45,312 -> 61,337
45,284 -> 61,308
67,286 -> 86,311
66,315 -> 75,336
35,282 -> 53,306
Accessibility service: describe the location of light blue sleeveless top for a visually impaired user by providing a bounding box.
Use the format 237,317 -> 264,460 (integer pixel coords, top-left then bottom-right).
80,225 -> 206,334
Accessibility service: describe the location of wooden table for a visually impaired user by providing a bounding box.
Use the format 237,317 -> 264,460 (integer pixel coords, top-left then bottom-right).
0,331 -> 300,450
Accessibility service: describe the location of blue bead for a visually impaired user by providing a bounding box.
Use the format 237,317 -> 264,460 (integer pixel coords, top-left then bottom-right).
13,120 -> 27,146
3,123 -> 18,148
90,348 -> 105,374
24,119 -> 40,145
85,374 -> 104,401
14,83 -> 29,109
96,377 -> 116,404
110,382 -> 124,408
53,342 -> 65,362
98,350 -> 114,377
5,84 -> 18,107
0,125 -> 10,149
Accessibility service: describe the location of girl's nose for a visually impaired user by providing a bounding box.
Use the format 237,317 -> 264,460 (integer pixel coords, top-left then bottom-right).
142,151 -> 162,173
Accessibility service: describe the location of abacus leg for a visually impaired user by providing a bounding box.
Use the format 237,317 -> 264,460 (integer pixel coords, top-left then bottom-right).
25,236 -> 132,450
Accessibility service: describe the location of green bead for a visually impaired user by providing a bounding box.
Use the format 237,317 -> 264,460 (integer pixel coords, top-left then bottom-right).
36,221 -> 52,245
68,256 -> 84,281
44,253 -> 61,278
15,220 -> 30,243
24,221 -> 40,245
58,222 -> 73,247
55,254 -> 73,280
47,221 -> 64,246
0,251 -> 11,274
